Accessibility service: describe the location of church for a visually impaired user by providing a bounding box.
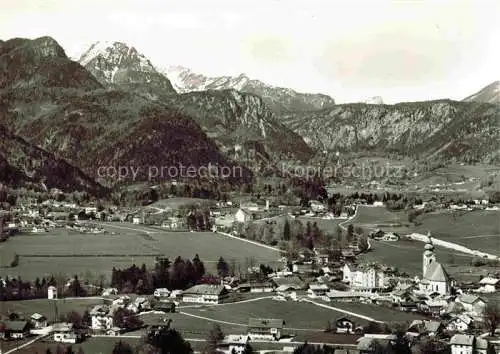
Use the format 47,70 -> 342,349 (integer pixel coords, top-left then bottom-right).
419,234 -> 451,295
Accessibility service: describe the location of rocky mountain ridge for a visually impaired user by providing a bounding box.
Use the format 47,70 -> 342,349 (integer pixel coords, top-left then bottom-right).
78,42 -> 313,162
463,81 -> 499,104
0,124 -> 107,195
280,100 -> 500,164
163,65 -> 336,113
78,41 -> 177,98
0,37 -> 250,188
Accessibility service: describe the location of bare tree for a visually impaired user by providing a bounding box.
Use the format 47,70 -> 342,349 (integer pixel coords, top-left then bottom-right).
484,301 -> 500,337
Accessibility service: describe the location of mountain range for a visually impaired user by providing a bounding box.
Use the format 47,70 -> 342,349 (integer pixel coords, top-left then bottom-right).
163,65 -> 336,113
0,36 -> 498,194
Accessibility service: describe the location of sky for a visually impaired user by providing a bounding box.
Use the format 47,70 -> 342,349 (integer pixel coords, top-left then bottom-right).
1,0 -> 499,103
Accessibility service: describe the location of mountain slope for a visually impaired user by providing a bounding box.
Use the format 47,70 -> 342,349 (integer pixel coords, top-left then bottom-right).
168,89 -> 314,161
0,37 -> 249,184
463,81 -> 499,104
79,41 -> 177,98
77,42 -> 313,162
281,100 -> 500,164
0,124 -> 107,195
0,36 -> 102,90
163,65 -> 335,113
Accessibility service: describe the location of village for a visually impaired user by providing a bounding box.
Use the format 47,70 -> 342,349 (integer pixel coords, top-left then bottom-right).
0,185 -> 499,354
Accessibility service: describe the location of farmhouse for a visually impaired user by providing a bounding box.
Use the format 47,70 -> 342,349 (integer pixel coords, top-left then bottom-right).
30,313 -> 48,329
310,200 -> 326,212
407,320 -> 444,337
236,281 -> 275,293
449,334 -> 490,354
446,314 -> 473,332
53,323 -> 82,344
239,201 -> 259,211
234,208 -> 252,223
335,317 -> 355,334
90,305 -> 115,331
0,321 -> 30,340
307,283 -> 329,298
182,284 -> 228,304
272,276 -> 306,292
478,277 -> 499,293
455,295 -> 487,316
247,318 -> 285,340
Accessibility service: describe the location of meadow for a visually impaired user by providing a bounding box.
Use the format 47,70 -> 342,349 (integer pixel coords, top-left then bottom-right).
0,222 -> 281,281
414,210 -> 500,255
178,298 -> 422,331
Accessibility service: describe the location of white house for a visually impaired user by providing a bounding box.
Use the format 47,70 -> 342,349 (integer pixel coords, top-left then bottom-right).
234,208 -> 252,223
310,200 -> 326,212
53,323 -> 80,344
247,318 -> 285,341
450,334 -> 475,354
456,294 -> 487,316
446,314 -> 473,333
48,285 -> 58,299
154,288 -> 171,298
419,238 -> 451,295
30,313 -> 48,329
239,201 -> 259,212
182,284 -> 228,304
90,305 -> 114,331
478,277 -> 499,293
132,216 -> 141,225
307,284 -> 329,298
342,264 -> 388,291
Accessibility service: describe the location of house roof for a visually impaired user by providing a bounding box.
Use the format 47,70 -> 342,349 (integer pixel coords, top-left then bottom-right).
458,294 -> 486,305
450,334 -> 474,346
424,262 -> 450,282
2,320 -> 29,332
183,284 -> 225,296
30,313 -> 46,320
479,277 -> 499,285
248,318 -> 284,329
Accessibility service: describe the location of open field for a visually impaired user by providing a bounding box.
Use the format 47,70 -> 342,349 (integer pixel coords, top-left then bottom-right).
0,223 -> 281,281
349,206 -> 410,230
360,239 -> 498,281
11,336 -> 140,354
149,197 -> 213,210
178,298 -> 421,330
414,210 -> 500,255
0,298 -> 103,322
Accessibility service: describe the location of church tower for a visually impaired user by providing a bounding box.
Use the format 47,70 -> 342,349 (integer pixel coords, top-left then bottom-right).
422,233 -> 436,277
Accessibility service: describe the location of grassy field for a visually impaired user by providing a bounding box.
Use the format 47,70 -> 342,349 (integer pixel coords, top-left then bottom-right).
414,210 -> 500,255
349,206 -> 410,230
360,239 -> 498,281
178,298 -> 421,331
0,223 -> 281,281
149,197 -> 214,210
0,298 -> 103,322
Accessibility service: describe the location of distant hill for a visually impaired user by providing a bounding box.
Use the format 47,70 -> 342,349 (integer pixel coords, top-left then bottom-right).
463,81 -> 499,104
280,100 -> 500,164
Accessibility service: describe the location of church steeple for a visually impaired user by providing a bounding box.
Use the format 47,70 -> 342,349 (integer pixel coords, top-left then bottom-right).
423,231 -> 436,277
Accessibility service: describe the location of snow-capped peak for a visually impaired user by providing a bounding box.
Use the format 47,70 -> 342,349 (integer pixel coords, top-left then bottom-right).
364,96 -> 384,104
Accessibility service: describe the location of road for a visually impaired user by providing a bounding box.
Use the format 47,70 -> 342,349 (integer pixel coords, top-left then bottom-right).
2,335 -> 49,354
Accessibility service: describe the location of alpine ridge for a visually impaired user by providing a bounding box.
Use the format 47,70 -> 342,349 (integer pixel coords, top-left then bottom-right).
280,100 -> 500,164
79,41 -> 177,98
0,36 -> 250,186
162,65 -> 336,113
